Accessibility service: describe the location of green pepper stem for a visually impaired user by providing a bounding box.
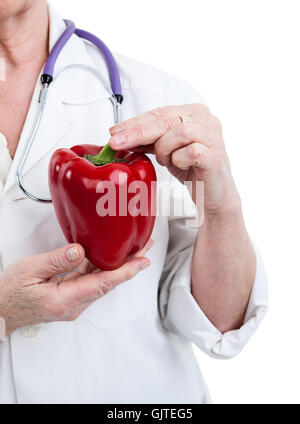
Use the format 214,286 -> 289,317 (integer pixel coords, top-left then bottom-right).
84,144 -> 118,166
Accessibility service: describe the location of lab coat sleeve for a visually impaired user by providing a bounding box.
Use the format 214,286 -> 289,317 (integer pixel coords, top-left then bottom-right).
158,178 -> 268,359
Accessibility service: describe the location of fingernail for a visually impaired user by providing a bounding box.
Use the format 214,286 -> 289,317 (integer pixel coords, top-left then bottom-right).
110,123 -> 126,134
66,246 -> 80,262
110,134 -> 127,147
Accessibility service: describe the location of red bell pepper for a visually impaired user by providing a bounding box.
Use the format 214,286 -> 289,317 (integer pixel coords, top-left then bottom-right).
48,143 -> 156,270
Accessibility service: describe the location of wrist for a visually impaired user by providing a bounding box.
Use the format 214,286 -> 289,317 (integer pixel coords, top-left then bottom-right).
203,193 -> 243,229
195,195 -> 250,261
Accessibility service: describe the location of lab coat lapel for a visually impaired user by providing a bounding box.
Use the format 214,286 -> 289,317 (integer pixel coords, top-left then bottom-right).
3,79 -> 70,196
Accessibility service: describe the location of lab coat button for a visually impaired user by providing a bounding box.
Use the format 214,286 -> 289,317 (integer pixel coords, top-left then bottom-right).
20,326 -> 40,338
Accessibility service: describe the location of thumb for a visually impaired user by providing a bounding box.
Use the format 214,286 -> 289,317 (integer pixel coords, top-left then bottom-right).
25,244 -> 85,280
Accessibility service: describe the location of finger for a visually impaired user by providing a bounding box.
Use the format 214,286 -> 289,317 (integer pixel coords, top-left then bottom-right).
109,103 -> 211,151
109,116 -> 178,150
109,114 -> 216,152
109,103 -> 212,134
171,143 -> 213,171
109,105 -> 192,135
60,270 -> 83,283
129,121 -> 215,156
154,123 -> 213,166
59,259 -> 98,283
53,241 -> 150,284
77,258 -> 97,275
130,238 -> 154,259
20,244 -> 85,282
58,256 -> 151,305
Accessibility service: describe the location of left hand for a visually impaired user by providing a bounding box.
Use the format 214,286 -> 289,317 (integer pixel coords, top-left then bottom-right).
109,103 -> 240,217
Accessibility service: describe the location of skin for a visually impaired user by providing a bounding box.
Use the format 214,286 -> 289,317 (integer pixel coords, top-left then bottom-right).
0,0 -> 151,336
0,241 -> 152,335
0,0 -> 49,157
109,106 -> 256,333
0,2 -> 255,336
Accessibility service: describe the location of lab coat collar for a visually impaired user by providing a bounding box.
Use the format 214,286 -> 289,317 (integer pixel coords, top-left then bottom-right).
47,3 -> 112,104
3,3 -> 113,196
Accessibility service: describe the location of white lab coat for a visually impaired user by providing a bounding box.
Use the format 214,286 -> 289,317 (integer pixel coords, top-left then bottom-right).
0,4 -> 268,404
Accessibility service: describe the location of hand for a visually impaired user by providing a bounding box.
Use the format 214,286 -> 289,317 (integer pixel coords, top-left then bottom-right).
0,241 -> 152,336
109,104 -> 241,218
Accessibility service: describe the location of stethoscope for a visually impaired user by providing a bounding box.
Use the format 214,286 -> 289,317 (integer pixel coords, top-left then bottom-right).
16,20 -> 123,204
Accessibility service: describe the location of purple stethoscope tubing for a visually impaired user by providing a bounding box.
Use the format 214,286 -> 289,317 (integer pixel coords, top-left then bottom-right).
43,20 -> 123,102
16,19 -> 123,204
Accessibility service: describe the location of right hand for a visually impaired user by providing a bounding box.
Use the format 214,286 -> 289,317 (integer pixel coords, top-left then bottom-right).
0,241 -> 152,337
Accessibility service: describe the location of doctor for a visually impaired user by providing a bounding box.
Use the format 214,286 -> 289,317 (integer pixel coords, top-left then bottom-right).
0,0 -> 267,404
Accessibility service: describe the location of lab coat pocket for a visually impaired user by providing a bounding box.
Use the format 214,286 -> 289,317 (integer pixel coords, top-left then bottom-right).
81,218 -> 167,329
81,271 -> 156,329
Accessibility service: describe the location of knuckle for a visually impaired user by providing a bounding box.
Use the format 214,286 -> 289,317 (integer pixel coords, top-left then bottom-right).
157,117 -> 172,132
154,142 -> 165,162
134,126 -> 144,141
179,123 -> 191,140
95,277 -> 114,298
155,156 -> 164,167
125,116 -> 141,131
171,152 -> 181,167
123,118 -> 135,130
154,142 -> 161,156
189,143 -> 202,160
49,251 -> 65,273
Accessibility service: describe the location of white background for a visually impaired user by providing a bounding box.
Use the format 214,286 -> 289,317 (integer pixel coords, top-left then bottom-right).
51,0 -> 300,404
